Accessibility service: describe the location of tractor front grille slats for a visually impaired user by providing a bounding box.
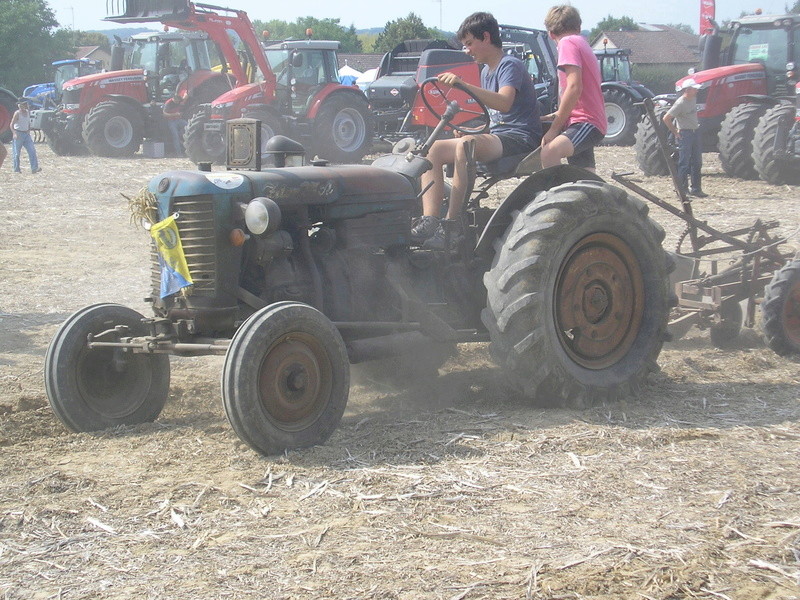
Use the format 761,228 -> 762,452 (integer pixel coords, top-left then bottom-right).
150,195 -> 218,297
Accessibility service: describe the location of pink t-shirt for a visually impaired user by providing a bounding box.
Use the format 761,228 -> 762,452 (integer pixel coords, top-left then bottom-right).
557,35 -> 607,134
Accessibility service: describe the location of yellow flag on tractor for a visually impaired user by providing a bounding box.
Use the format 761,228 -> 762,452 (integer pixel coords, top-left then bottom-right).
150,215 -> 193,298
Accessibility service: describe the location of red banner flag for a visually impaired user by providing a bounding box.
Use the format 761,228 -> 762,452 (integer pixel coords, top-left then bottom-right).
700,0 -> 715,34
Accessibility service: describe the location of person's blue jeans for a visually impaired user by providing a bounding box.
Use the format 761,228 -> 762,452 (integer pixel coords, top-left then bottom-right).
12,131 -> 39,172
677,128 -> 702,191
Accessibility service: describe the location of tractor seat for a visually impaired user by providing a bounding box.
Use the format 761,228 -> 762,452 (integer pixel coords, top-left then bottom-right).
476,147 -> 543,178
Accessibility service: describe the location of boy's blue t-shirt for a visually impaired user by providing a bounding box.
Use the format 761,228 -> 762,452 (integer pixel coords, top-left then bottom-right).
481,54 -> 542,146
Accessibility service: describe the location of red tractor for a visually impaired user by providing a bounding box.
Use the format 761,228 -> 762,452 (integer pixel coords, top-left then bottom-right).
37,30 -> 239,156
185,37 -> 373,164
635,12 -> 800,178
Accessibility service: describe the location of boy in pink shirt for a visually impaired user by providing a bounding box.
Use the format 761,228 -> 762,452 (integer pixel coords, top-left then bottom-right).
541,5 -> 606,171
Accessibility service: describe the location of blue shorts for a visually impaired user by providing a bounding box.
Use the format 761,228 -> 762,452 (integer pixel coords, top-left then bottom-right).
495,133 -> 540,157
563,123 -> 605,169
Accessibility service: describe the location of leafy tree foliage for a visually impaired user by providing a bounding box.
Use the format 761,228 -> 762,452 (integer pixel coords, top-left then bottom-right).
589,16 -> 640,45
0,0 -> 68,93
667,23 -> 695,35
254,17 -> 362,53
373,13 -> 438,53
789,0 -> 800,14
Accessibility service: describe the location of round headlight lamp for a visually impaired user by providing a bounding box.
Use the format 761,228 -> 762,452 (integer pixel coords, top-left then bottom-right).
245,197 -> 281,235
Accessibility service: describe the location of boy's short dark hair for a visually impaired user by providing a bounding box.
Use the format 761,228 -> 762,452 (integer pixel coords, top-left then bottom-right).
457,12 -> 502,48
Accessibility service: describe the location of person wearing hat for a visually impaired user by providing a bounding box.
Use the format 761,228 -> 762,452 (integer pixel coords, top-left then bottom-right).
663,80 -> 706,197
10,99 -> 40,174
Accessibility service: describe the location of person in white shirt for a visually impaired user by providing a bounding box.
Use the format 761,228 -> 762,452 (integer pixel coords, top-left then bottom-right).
10,100 -> 40,174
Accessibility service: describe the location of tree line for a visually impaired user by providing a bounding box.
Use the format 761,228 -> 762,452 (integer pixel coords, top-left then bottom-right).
3,0 -> 799,95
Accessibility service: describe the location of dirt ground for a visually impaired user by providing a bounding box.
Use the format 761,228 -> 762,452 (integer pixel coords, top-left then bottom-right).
1,143 -> 799,599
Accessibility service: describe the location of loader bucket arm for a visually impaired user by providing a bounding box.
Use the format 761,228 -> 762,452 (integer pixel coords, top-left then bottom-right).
105,0 -> 190,22
105,0 -> 276,95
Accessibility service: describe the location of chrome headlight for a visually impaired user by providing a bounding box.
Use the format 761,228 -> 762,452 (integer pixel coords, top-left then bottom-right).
245,197 -> 281,235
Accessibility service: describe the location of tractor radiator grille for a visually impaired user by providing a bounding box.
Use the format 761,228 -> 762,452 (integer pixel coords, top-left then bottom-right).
150,195 -> 217,297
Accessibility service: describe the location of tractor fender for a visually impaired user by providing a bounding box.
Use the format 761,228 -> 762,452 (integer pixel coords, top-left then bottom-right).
475,165 -> 604,258
306,85 -> 368,119
97,94 -> 149,117
600,82 -> 649,103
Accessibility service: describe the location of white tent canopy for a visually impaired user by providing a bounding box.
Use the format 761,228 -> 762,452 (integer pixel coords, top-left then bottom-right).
338,64 -> 363,78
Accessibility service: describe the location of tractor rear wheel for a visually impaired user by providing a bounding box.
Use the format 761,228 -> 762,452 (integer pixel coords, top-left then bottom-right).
482,181 -> 671,408
83,100 -> 144,157
45,122 -> 85,156
184,104 -> 226,164
601,89 -> 638,146
753,102 -> 800,185
761,259 -> 800,356
222,302 -> 350,455
45,303 -> 170,432
718,102 -> 768,180
634,104 -> 673,175
312,94 -> 373,163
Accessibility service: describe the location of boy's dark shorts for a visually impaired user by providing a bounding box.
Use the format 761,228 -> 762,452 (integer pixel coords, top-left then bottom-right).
495,133 -> 540,157
563,123 -> 605,169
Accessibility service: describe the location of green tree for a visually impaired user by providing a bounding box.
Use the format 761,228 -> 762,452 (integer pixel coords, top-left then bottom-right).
589,16 -> 640,45
254,17 -> 362,53
0,0 -> 63,93
373,13 -> 438,53
789,0 -> 800,13
667,23 -> 695,35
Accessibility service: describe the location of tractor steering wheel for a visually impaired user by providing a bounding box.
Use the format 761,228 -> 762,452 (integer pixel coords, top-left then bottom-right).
419,77 -> 490,135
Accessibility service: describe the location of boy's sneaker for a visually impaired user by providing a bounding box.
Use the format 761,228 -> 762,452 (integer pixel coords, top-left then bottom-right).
689,189 -> 707,198
410,215 -> 439,243
422,220 -> 464,251
31,167 -> 41,174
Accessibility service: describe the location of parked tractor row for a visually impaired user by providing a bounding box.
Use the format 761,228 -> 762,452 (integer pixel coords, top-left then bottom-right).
635,12 -> 800,185
33,0 -> 373,164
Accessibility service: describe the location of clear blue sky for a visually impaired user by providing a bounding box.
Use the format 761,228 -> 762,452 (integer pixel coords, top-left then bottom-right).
50,0 -> 791,35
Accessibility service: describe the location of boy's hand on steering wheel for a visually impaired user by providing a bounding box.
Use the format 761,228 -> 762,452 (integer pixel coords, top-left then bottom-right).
437,72 -> 461,88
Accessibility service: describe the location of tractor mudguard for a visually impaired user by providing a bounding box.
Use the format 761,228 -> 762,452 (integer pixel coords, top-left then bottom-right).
601,82 -> 649,103
474,165 -> 603,257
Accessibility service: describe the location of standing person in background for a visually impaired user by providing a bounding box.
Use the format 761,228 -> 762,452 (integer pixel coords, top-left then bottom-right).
540,5 -> 606,172
663,79 -> 707,197
10,100 -> 40,174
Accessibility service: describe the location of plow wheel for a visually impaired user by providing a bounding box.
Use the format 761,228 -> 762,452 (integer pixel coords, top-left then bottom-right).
222,302 -> 350,455
482,180 -> 671,408
761,259 -> 800,356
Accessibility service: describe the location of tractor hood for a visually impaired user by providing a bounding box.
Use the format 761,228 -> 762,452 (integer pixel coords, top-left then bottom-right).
676,63 -> 764,91
62,69 -> 145,91
149,165 -> 416,218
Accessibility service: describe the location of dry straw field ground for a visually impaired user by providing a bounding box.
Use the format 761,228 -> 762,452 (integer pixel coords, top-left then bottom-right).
1,143 -> 799,599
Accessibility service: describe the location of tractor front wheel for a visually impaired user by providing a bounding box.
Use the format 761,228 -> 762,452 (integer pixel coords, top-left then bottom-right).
45,304 -> 170,432
184,104 -> 226,164
222,302 -> 350,455
634,104 -> 673,176
482,181 -> 671,407
753,102 -> 800,185
83,100 -> 144,157
718,102 -> 768,180
312,94 -> 373,163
